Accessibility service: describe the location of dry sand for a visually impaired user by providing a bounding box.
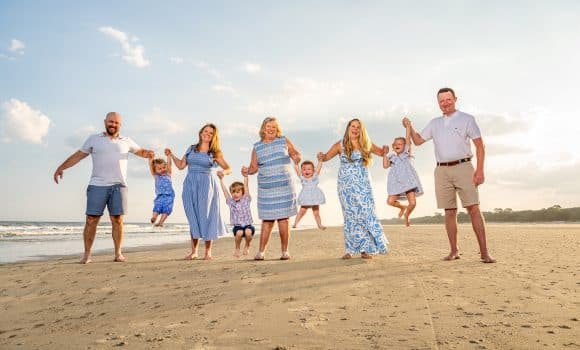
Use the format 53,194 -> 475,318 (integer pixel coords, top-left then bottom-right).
1,224 -> 579,349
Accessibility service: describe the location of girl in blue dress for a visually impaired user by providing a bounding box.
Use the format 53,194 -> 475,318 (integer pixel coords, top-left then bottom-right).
166,123 -> 231,260
318,118 -> 389,259
148,153 -> 175,227
383,123 -> 423,226
292,160 -> 326,230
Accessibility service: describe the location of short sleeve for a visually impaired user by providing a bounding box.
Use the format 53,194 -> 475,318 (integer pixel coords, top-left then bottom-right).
226,197 -> 233,207
420,120 -> 433,141
466,115 -> 482,140
80,135 -> 94,154
126,137 -> 141,154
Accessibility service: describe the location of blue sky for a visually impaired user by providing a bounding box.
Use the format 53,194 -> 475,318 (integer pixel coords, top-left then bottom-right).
1,1 -> 579,224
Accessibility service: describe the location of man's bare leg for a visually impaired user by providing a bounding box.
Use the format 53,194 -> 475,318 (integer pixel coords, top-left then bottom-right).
111,215 -> 125,262
466,204 -> 496,263
81,215 -> 100,264
444,209 -> 460,260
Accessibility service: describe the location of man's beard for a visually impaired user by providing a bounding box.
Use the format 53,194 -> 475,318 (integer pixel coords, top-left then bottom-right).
106,126 -> 118,136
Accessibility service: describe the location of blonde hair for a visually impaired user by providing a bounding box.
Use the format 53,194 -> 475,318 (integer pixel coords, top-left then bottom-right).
392,137 -> 406,145
196,123 -> 222,158
229,181 -> 245,194
342,118 -> 372,166
259,116 -> 283,140
152,158 -> 167,166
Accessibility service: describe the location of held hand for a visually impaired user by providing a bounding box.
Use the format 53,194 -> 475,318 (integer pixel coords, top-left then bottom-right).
402,117 -> 411,128
216,170 -> 224,179
144,150 -> 155,159
53,169 -> 63,184
241,166 -> 249,177
317,152 -> 325,161
164,148 -> 172,157
382,145 -> 389,155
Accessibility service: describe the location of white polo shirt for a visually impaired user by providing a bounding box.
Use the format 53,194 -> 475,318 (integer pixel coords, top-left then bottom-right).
419,110 -> 481,163
80,133 -> 140,186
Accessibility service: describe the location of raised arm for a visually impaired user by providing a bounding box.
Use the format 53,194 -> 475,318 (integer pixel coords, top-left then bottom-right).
217,172 -> 231,201
382,145 -> 391,169
148,157 -> 156,176
243,149 -> 259,176
314,159 -> 323,175
243,174 -> 251,199
293,162 -> 301,177
402,117 -> 426,146
317,141 -> 341,163
53,150 -> 90,184
165,148 -> 187,170
166,153 -> 173,176
214,153 -> 232,178
371,143 -> 388,157
286,137 -> 302,164
406,123 -> 413,157
472,137 -> 485,186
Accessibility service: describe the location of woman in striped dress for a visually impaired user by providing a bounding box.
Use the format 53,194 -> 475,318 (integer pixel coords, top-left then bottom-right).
242,117 -> 301,261
166,123 -> 231,260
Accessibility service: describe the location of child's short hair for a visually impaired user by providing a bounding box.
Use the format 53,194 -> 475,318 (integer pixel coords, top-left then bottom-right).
301,160 -> 315,169
393,137 -> 406,144
152,158 -> 167,166
229,181 -> 245,194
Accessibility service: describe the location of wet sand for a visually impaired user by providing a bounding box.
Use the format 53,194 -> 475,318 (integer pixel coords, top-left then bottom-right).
1,224 -> 579,349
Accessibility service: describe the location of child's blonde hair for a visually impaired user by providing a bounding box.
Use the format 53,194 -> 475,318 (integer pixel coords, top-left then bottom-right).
229,181 -> 245,195
392,137 -> 406,145
152,158 -> 167,166
301,160 -> 315,170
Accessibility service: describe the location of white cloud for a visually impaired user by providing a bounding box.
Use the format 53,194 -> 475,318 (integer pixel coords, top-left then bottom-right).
212,84 -> 239,97
99,26 -> 150,68
9,39 -> 25,54
169,56 -> 184,64
221,122 -> 258,137
242,63 -> 261,73
0,98 -> 52,144
194,61 -> 224,80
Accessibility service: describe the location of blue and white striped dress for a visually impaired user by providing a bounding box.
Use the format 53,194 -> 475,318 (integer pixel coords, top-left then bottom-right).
254,137 -> 297,220
182,146 -> 227,240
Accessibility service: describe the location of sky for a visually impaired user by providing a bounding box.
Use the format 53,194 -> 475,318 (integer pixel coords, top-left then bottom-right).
1,1 -> 579,225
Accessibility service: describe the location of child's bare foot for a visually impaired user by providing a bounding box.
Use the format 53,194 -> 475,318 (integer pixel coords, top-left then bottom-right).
318,225 -> 326,231
154,223 -> 163,227
242,247 -> 250,256
114,255 -> 126,262
80,254 -> 92,264
150,217 -> 155,224
341,253 -> 353,259
292,224 -> 297,228
184,253 -> 198,260
361,252 -> 373,259
233,249 -> 241,258
398,206 -> 407,218
203,254 -> 212,260
481,254 -> 497,263
443,252 -> 460,261
404,211 -> 410,227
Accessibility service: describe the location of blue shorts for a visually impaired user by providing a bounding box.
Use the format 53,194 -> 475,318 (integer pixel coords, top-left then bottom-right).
232,225 -> 255,237
153,194 -> 175,215
86,185 -> 127,216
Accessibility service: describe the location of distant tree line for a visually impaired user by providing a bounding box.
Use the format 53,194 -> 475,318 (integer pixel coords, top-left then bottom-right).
381,205 -> 580,224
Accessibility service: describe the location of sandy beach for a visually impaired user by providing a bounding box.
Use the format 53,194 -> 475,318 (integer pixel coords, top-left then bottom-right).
1,224 -> 579,349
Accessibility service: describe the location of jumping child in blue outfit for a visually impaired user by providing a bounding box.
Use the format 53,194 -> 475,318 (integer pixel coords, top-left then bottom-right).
149,151 -> 175,227
383,122 -> 423,226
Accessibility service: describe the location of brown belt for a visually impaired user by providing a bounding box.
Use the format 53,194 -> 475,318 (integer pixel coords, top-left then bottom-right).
437,158 -> 471,166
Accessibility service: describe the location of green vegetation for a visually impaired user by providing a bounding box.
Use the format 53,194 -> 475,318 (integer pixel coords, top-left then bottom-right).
381,205 -> 580,224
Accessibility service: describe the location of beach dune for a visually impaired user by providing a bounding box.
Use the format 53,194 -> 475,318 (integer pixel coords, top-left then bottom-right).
1,224 -> 579,349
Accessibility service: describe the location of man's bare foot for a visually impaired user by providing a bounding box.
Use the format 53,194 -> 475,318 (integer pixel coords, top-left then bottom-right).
398,206 -> 407,218
184,253 -> 198,260
481,255 -> 497,263
443,252 -> 460,261
341,253 -> 353,259
233,249 -> 241,258
114,255 -> 126,262
361,252 -> 373,259
80,255 -> 92,264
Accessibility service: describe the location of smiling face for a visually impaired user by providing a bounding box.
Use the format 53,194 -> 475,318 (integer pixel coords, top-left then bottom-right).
259,117 -> 282,141
200,125 -> 215,144
301,163 -> 315,178
437,91 -> 457,116
348,119 -> 361,140
154,163 -> 168,175
231,188 -> 243,201
104,112 -> 122,137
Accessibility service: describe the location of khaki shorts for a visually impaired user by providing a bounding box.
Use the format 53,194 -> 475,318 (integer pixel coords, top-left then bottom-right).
434,161 -> 479,209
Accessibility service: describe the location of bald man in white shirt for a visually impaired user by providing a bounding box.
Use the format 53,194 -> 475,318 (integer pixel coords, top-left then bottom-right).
53,112 -> 154,264
403,88 -> 496,263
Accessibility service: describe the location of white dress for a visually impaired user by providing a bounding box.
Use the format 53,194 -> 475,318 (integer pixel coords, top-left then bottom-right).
297,174 -> 326,206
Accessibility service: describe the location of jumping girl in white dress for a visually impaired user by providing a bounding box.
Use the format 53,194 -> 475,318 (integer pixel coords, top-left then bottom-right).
292,160 -> 326,230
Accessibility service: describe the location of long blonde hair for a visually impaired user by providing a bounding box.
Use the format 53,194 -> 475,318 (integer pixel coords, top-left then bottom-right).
259,116 -> 283,141
195,123 -> 222,158
342,118 -> 372,166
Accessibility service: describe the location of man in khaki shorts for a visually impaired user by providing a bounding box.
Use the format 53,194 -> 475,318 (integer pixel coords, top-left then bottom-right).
403,88 -> 496,263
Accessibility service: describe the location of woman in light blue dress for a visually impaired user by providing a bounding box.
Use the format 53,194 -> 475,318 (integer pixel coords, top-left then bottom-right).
242,117 -> 301,261
167,123 -> 231,260
318,118 -> 389,259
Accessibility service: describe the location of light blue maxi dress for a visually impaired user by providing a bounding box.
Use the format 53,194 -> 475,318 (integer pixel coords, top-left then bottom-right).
337,149 -> 389,255
182,147 -> 227,240
254,137 -> 297,220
